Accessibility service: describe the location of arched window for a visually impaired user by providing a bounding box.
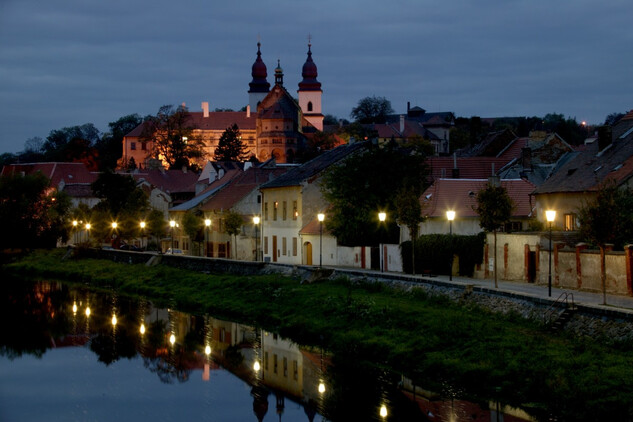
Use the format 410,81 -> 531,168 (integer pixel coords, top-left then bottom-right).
307,101 -> 313,112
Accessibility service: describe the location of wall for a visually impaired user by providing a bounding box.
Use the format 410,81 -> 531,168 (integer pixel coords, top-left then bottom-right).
336,246 -> 372,269
478,232 -> 633,296
383,243 -> 403,272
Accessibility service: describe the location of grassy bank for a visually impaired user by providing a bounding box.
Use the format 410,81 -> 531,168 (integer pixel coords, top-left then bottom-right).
5,249 -> 633,421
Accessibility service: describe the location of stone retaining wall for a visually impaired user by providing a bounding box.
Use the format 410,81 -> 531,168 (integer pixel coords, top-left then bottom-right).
88,248 -> 633,342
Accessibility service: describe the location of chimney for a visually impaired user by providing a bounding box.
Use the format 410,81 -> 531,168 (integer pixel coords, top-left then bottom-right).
246,104 -> 251,118
598,125 -> 613,151
202,102 -> 209,118
521,147 -> 532,170
407,101 -> 410,113
451,153 -> 460,178
399,115 -> 405,134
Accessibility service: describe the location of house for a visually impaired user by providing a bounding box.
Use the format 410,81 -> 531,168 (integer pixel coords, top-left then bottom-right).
531,110 -> 633,230
121,167 -> 200,218
258,142 -> 368,265
414,177 -> 536,238
167,163 -> 289,257
1,162 -> 99,208
120,42 -> 324,168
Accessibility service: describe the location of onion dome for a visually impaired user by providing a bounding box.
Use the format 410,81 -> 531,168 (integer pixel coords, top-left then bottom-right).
298,43 -> 321,91
249,42 -> 270,93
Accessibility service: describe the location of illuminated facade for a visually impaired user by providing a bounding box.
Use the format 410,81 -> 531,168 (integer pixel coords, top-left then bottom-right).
120,42 -> 322,168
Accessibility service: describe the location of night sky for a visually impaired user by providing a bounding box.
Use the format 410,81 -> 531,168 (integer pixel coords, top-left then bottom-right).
1,0 -> 632,153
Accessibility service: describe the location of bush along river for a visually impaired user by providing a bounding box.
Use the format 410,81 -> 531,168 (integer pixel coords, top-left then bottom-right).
0,278 -> 539,422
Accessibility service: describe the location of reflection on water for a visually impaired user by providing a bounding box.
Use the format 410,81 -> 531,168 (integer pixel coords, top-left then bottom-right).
0,280 -> 535,421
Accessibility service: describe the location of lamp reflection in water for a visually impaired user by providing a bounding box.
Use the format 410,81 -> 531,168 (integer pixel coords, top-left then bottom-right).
203,315 -> 213,381
380,404 -> 388,418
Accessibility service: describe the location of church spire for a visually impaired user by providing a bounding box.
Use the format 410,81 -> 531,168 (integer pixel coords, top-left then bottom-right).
274,59 -> 284,86
249,42 -> 270,93
298,40 -> 320,91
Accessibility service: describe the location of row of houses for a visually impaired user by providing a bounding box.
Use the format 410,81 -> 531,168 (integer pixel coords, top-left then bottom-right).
4,110 -> 633,284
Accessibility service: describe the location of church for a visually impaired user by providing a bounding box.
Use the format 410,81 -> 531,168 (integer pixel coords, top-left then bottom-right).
120,42 -> 324,168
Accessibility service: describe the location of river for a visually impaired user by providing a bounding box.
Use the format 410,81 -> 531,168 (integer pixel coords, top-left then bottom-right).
0,278 -> 534,421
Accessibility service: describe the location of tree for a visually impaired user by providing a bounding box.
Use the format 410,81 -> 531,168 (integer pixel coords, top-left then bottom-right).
350,96 -> 394,124
214,124 -> 249,162
224,210 -> 244,259
42,124 -> 101,170
337,122 -> 378,144
578,181 -> 633,304
604,112 -> 625,126
0,172 -> 71,249
322,143 -> 429,246
96,114 -> 143,171
395,187 -> 425,274
474,180 -> 515,288
141,105 -> 205,169
182,211 -> 203,256
91,171 -> 149,243
146,209 -> 167,251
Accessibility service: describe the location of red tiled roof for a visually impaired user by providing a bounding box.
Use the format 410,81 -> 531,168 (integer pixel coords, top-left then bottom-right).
1,162 -> 97,186
621,110 -> 633,121
125,111 -> 257,138
420,178 -> 535,218
128,169 -> 200,194
299,216 -> 332,235
497,137 -> 529,161
427,157 -> 513,180
200,167 -> 289,211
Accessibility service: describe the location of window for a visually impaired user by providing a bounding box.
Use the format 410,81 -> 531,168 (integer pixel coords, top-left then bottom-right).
273,201 -> 278,220
307,101 -> 313,112
141,142 -> 146,151
292,238 -> 297,256
273,354 -> 278,374
283,201 -> 287,220
264,352 -> 269,370
130,142 -> 136,150
283,357 -> 288,377
292,201 -> 298,220
293,360 -> 298,380
264,202 -> 268,220
257,194 -> 261,204
565,213 -> 577,231
282,237 -> 287,255
264,236 -> 268,254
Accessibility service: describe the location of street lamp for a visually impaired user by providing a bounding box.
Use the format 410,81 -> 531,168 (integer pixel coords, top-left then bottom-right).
378,212 -> 386,272
204,219 -> 211,257
447,210 -> 455,281
140,221 -> 146,250
317,213 -> 325,268
253,216 -> 260,261
72,220 -> 78,244
169,220 -> 176,252
546,210 -> 556,297
85,223 -> 91,244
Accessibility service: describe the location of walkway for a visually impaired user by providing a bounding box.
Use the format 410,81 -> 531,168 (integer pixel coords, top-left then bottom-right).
333,267 -> 633,314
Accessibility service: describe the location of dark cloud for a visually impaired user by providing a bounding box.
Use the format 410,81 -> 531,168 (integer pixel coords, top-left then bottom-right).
1,0 -> 632,153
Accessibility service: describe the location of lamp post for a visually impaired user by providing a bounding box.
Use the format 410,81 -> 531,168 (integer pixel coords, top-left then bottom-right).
447,210 -> 455,281
204,219 -> 211,257
546,210 -> 556,297
317,213 -> 325,268
139,221 -> 146,250
253,216 -> 260,261
378,212 -> 386,272
85,223 -> 91,244
72,220 -> 78,244
169,220 -> 176,253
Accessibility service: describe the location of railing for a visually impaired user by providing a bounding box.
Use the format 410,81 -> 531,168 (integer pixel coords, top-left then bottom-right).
543,291 -> 576,325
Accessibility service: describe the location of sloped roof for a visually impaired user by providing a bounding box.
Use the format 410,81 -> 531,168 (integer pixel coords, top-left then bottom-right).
373,120 -> 440,141
260,142 -> 368,189
427,157 -> 512,180
532,121 -> 633,195
169,180 -> 231,212
200,166 -> 289,212
127,168 -> 200,194
125,111 -> 257,138
299,217 -> 332,235
420,178 -> 535,218
1,162 -> 97,186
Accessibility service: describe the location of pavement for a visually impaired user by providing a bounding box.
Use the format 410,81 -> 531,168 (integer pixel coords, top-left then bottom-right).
333,267 -> 633,314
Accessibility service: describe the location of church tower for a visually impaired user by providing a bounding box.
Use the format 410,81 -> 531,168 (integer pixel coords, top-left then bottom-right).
297,41 -> 323,131
248,42 -> 270,112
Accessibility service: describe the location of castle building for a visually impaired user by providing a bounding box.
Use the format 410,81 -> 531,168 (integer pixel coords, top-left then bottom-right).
120,42 -> 322,168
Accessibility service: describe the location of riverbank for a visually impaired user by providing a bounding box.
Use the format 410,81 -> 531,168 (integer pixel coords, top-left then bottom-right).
5,249 -> 633,421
